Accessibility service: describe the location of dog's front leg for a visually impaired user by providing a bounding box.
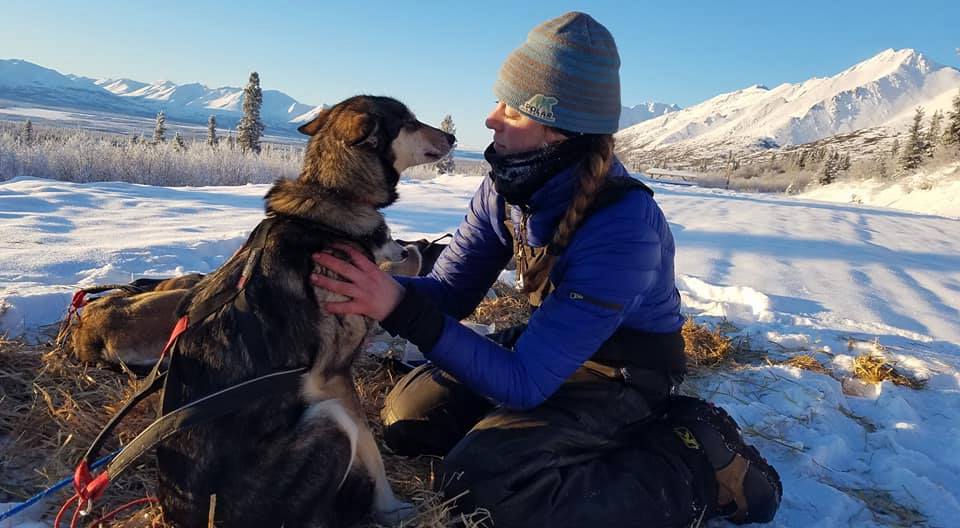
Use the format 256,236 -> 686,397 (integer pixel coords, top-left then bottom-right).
336,384 -> 414,524
306,374 -> 414,523
352,409 -> 415,524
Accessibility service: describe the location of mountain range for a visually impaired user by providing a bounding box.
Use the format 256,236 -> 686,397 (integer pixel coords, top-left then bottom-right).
3,49 -> 957,155
0,59 -> 679,138
0,59 -> 324,133
615,48 -> 960,166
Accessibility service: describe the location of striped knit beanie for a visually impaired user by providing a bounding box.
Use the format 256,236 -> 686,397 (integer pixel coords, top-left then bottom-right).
494,12 -> 621,134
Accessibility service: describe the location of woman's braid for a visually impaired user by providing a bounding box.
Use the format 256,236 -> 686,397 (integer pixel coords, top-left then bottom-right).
522,134 -> 614,294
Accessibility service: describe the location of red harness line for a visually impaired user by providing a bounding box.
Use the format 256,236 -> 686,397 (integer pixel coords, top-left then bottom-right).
55,494 -> 159,528
56,316 -> 189,528
64,290 -> 89,327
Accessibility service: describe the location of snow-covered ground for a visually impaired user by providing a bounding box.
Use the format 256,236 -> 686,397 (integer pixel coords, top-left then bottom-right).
1,174 -> 958,527
799,161 -> 960,219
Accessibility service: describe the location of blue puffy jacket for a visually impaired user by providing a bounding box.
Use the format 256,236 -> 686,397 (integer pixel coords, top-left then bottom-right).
396,158 -> 683,410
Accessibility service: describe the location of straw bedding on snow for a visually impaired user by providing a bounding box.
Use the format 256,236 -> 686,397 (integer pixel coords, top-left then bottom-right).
2,285 -> 839,526
0,333 -> 491,527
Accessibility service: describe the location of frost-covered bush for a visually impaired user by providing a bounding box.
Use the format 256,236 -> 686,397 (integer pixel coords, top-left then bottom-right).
401,158 -> 491,180
694,166 -> 818,193
0,123 -> 301,186
0,121 -> 496,186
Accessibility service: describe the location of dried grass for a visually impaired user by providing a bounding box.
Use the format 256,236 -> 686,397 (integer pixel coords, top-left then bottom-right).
836,485 -> 927,527
0,336 -> 488,527
681,318 -> 740,370
0,289 -> 760,527
779,354 -> 831,375
852,354 -> 925,390
465,282 -> 529,330
0,337 -> 159,521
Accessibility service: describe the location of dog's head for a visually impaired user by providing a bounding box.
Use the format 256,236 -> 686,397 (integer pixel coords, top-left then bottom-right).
379,244 -> 423,277
297,96 -> 455,208
395,235 -> 450,277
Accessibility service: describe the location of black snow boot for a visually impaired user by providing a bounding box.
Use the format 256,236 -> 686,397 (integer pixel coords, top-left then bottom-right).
664,395 -> 783,524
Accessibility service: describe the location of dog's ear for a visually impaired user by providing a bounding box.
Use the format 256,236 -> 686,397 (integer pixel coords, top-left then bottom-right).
336,111 -> 379,147
297,109 -> 329,136
297,108 -> 379,146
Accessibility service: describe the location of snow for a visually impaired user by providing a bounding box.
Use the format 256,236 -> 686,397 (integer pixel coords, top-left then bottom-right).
0,60 -> 84,89
0,107 -> 83,121
2,174 -> 959,526
798,161 -> 960,219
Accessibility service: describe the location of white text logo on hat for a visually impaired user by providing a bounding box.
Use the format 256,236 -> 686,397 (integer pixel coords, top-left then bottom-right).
520,94 -> 558,122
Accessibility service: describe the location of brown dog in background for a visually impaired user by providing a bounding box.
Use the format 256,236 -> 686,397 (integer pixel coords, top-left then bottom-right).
64,273 -> 206,370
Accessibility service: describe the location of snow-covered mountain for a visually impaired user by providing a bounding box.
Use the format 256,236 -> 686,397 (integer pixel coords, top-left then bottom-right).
95,77 -> 318,124
616,49 -> 960,163
0,59 -> 325,133
0,59 -> 151,115
619,101 -> 680,130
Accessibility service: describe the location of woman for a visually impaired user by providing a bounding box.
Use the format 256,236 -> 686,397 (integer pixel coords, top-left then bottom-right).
311,12 -> 781,527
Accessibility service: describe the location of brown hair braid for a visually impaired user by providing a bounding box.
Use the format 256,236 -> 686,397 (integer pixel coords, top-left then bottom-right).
522,134 -> 615,294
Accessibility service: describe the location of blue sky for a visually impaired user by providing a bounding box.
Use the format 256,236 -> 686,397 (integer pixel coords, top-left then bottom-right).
3,0 -> 958,148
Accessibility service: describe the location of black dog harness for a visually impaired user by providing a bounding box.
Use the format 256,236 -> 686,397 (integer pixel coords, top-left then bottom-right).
67,214 -> 375,517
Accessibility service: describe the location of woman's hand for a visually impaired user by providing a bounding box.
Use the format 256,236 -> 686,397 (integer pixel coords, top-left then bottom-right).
310,244 -> 405,321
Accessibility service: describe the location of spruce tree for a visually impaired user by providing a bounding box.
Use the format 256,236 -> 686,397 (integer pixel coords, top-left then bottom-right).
725,151 -> 740,171
173,132 -> 187,151
839,152 -> 851,172
899,107 -> 925,173
819,151 -> 839,185
435,115 -> 457,174
153,110 -> 167,144
876,156 -> 890,180
237,72 -> 264,154
20,120 -> 34,145
890,138 -> 900,158
944,89 -> 960,154
207,115 -> 219,148
926,110 -> 943,157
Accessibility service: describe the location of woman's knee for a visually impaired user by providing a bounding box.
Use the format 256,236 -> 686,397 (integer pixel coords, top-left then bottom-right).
381,364 -> 453,426
380,364 -> 491,456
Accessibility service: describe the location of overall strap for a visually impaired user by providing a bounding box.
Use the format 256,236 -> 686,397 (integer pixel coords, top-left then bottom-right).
507,175 -> 654,307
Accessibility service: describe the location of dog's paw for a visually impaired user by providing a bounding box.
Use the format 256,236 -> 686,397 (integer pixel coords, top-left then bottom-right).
374,500 -> 416,525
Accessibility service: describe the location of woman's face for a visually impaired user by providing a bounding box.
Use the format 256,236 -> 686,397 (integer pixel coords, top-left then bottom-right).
485,102 -> 567,155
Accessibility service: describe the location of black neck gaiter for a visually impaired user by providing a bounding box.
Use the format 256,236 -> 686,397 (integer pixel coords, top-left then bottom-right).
485,135 -> 593,206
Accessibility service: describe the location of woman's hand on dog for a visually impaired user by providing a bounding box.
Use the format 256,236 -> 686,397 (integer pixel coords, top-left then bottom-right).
310,244 -> 404,321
